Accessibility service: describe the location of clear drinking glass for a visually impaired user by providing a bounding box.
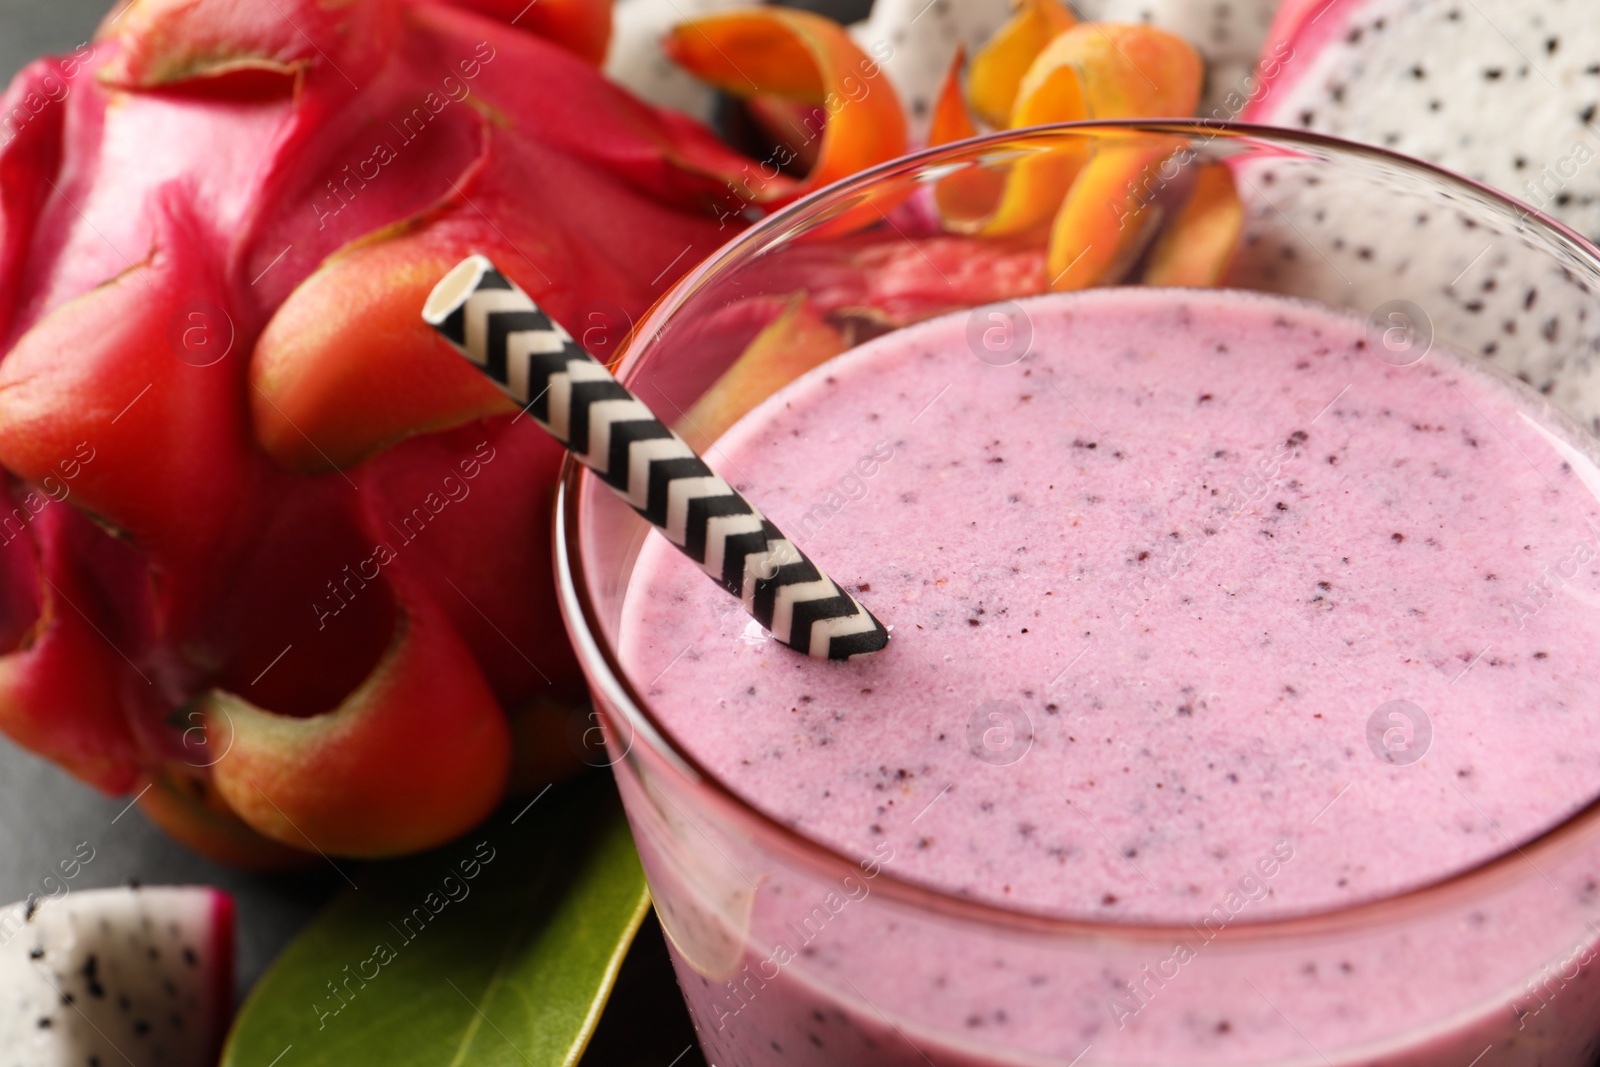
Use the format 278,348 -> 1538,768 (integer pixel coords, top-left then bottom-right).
556,122 -> 1600,1066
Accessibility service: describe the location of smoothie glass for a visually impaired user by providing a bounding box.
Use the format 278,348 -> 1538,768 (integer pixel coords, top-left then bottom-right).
557,123 -> 1600,1066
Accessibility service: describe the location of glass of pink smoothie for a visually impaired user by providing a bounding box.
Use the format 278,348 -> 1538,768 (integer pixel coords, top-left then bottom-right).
557,123 -> 1600,1066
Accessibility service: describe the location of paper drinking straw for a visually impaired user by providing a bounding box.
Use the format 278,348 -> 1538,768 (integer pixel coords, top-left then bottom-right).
423,255 -> 890,661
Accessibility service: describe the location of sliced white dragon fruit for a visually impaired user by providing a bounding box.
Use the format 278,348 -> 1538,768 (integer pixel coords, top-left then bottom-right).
1224,150 -> 1600,431
0,886 -> 234,1067
605,0 -> 753,120
1245,0 -> 1600,246
1234,0 -> 1600,429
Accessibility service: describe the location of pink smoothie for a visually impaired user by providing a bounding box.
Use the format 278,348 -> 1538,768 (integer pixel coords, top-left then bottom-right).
617,288 -> 1600,1064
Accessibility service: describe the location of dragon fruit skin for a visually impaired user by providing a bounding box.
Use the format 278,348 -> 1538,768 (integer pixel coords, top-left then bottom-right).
1246,0 -> 1600,245
1232,0 -> 1600,428
0,886 -> 234,1067
0,0 -> 764,860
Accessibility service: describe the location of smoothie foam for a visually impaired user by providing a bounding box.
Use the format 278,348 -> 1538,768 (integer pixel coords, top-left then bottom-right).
616,287 -> 1600,1062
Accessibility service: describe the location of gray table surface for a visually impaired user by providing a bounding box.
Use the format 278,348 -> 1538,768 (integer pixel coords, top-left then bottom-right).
0,0 -> 106,79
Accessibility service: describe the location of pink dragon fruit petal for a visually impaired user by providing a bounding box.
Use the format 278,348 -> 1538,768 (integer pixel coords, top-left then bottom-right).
0,501 -> 142,794
97,0 -> 402,91
443,0 -> 613,65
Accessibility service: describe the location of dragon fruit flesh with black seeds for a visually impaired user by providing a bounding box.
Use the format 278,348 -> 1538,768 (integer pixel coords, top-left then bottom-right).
1223,150 -> 1600,429
1229,0 -> 1600,429
0,887 -> 233,1067
1248,0 -> 1600,244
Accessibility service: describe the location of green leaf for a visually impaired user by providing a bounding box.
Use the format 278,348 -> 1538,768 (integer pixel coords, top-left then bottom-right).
222,773 -> 651,1067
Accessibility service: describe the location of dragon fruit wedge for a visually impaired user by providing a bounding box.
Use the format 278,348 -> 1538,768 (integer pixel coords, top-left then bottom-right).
1229,0 -> 1600,430
1223,151 -> 1600,432
0,886 -> 234,1067
1247,0 -> 1600,244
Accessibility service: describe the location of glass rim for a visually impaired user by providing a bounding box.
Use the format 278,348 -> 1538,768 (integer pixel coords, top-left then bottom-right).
557,119 -> 1600,943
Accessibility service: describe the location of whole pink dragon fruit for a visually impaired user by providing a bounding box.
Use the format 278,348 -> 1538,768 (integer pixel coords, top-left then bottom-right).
0,0 -> 786,862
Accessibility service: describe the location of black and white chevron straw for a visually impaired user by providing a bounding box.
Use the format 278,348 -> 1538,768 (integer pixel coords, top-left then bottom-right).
423,255 -> 890,660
